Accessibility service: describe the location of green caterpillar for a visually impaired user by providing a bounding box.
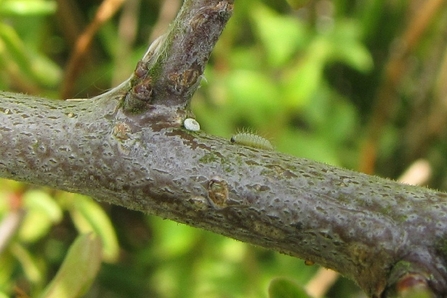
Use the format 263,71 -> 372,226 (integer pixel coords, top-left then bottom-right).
230,132 -> 273,150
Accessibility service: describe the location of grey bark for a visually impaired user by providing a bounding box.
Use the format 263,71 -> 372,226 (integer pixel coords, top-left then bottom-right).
1,0 -> 447,297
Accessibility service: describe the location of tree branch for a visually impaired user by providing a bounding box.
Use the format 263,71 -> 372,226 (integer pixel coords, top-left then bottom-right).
122,0 -> 233,112
1,0 -> 447,297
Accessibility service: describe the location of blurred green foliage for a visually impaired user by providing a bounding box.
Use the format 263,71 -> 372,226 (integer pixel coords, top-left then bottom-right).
40,233 -> 102,298
195,2 -> 372,167
1,0 -> 447,297
0,0 -> 60,92
268,277 -> 312,298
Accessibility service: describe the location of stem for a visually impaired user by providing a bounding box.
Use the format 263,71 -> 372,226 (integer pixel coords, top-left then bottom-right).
1,91 -> 447,296
122,0 -> 233,112
1,0 -> 447,296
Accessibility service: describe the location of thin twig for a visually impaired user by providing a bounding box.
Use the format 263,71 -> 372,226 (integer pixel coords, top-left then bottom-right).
0,209 -> 26,254
61,0 -> 125,99
359,0 -> 446,174
149,0 -> 181,42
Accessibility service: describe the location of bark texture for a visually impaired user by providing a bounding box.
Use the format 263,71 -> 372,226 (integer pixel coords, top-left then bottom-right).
1,0 -> 447,297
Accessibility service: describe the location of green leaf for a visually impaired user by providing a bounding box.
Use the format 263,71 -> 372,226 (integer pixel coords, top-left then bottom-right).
0,0 -> 56,16
28,52 -> 62,87
327,21 -> 373,73
252,4 -> 308,67
225,69 -> 281,128
39,233 -> 102,298
282,49 -> 324,109
0,23 -> 33,72
268,277 -> 312,298
24,190 -> 62,221
150,216 -> 199,258
284,0 -> 312,10
69,195 -> 119,262
0,252 -> 15,294
0,23 -> 61,87
277,128 -> 341,165
18,190 -> 62,243
10,242 -> 43,284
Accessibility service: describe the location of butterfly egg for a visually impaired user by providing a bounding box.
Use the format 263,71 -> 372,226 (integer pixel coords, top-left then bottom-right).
184,118 -> 201,131
230,132 -> 273,150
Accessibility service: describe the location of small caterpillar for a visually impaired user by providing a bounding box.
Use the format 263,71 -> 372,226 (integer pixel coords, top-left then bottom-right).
230,131 -> 273,150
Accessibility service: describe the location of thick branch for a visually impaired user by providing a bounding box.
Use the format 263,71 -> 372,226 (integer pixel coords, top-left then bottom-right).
1,91 -> 447,296
1,0 -> 447,297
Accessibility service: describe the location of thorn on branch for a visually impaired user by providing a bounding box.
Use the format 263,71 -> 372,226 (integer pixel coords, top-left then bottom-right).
119,0 -> 233,114
122,76 -> 153,113
133,60 -> 149,81
122,60 -> 154,113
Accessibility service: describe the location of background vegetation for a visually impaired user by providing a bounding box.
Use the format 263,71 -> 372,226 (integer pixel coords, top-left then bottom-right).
1,0 -> 447,297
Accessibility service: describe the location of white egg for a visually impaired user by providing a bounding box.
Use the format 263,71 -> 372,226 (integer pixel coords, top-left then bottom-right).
184,118 -> 201,131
